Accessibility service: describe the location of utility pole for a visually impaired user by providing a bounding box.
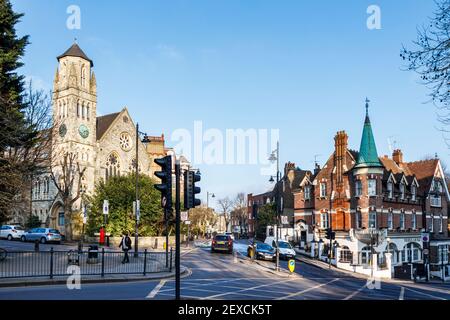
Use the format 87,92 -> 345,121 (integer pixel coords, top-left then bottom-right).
268,141 -> 280,272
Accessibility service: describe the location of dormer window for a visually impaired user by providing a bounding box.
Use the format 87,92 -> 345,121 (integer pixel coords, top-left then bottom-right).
355,180 -> 362,197
400,183 -> 405,200
411,184 -> 417,201
304,185 -> 311,200
387,181 -> 393,199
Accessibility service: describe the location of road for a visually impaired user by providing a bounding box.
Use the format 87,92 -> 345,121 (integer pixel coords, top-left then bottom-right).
0,239 -> 448,300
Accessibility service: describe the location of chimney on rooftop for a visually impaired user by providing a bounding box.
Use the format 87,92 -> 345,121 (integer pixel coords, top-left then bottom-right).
393,149 -> 403,165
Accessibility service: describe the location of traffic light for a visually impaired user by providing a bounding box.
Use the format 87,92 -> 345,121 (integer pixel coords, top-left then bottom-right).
184,170 -> 201,209
325,228 -> 335,240
154,155 -> 172,210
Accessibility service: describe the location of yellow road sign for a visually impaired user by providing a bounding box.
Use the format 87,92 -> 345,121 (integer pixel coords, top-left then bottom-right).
288,259 -> 295,273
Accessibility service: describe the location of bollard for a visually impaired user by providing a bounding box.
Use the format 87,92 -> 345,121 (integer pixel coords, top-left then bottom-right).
34,240 -> 39,252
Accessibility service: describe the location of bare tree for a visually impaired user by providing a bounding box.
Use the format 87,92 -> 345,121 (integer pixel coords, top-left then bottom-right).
50,151 -> 86,241
217,197 -> 233,233
189,205 -> 217,237
232,192 -> 248,235
401,1 -> 450,130
0,82 -> 53,223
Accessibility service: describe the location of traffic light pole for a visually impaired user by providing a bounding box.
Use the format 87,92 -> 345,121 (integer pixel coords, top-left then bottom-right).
175,160 -> 181,300
165,208 -> 169,268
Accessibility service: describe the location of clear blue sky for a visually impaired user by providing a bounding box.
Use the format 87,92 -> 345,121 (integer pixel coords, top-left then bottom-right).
11,0 -> 448,209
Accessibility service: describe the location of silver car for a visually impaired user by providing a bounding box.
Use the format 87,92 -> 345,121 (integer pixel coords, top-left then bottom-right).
22,228 -> 62,244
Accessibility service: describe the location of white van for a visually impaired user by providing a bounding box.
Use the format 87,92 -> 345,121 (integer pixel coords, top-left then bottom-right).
264,236 -> 296,260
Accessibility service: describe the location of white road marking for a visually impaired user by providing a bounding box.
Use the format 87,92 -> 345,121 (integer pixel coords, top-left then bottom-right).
202,278 -> 294,299
399,287 -> 405,300
343,283 -> 367,300
146,280 -> 166,299
404,287 -> 446,300
277,278 -> 340,300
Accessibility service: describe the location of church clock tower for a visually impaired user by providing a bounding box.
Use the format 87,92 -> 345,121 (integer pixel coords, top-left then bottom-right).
52,42 -> 97,196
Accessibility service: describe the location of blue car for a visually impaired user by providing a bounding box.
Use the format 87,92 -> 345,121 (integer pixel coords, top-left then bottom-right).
247,242 -> 276,261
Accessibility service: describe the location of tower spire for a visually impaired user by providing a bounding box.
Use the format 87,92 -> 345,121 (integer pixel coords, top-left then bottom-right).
355,98 -> 382,168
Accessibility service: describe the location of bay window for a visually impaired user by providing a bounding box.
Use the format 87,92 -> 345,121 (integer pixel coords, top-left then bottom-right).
368,179 -> 377,196
355,180 -> 362,197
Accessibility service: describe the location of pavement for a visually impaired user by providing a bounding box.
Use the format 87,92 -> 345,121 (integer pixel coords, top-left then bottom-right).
0,239 -> 448,300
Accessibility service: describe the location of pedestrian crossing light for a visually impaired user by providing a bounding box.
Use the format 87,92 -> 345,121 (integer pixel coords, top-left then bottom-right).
154,155 -> 172,210
184,170 -> 201,209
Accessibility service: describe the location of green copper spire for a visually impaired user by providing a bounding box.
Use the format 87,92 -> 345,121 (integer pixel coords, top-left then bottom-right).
355,98 -> 382,168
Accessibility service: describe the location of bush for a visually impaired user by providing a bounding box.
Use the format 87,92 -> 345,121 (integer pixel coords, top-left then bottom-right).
25,215 -> 41,229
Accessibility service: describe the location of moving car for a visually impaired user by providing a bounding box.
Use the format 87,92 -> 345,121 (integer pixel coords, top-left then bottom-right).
225,232 -> 235,241
264,237 -> 296,260
21,228 -> 62,244
211,234 -> 233,254
0,225 -> 26,241
247,242 -> 276,261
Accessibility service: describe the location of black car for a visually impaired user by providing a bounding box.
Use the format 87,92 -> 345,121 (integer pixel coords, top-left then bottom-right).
247,242 -> 276,261
211,234 -> 233,254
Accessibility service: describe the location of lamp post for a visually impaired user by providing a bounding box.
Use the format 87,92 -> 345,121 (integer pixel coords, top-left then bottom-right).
134,123 -> 149,258
268,141 -> 280,272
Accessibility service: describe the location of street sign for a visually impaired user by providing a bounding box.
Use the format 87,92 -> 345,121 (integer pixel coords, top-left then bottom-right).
184,220 -> 191,225
181,211 -> 188,222
133,200 -> 141,221
103,200 -> 109,215
423,248 -> 429,255
288,259 -> 295,273
421,232 -> 430,243
83,216 -> 87,224
281,215 -> 288,225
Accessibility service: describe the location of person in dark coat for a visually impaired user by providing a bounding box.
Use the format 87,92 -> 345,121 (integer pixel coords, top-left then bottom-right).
119,232 -> 132,264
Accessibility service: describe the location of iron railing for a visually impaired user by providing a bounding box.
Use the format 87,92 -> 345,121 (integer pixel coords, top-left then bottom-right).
0,247 -> 174,279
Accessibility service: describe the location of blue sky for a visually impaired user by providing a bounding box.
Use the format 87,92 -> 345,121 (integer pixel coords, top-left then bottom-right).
11,0 -> 448,209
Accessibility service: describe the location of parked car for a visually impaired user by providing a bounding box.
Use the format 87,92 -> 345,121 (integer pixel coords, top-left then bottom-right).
247,242 -> 276,261
225,232 -> 235,241
21,228 -> 62,244
264,236 -> 296,260
0,225 -> 26,241
211,234 -> 233,254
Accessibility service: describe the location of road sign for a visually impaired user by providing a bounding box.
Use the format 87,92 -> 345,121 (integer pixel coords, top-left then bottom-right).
288,259 -> 295,273
184,220 -> 191,225
421,232 -> 429,243
103,200 -> 109,215
133,200 -> 141,221
281,215 -> 289,225
423,248 -> 429,255
181,211 -> 188,222
83,216 -> 87,224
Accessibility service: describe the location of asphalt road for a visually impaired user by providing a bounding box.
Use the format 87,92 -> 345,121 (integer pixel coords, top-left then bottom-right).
0,239 -> 448,300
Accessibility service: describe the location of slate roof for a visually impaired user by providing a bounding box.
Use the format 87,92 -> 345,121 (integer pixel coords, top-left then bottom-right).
57,43 -> 94,67
96,112 -> 121,140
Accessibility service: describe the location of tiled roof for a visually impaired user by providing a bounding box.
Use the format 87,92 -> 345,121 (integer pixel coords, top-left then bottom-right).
355,109 -> 382,168
96,112 -> 121,140
405,159 -> 439,193
57,43 -> 93,67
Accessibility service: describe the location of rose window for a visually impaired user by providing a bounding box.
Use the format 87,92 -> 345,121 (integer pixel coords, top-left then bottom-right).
119,132 -> 132,151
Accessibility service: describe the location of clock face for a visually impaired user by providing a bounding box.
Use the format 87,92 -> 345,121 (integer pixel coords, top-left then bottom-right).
79,124 -> 89,139
59,124 -> 67,137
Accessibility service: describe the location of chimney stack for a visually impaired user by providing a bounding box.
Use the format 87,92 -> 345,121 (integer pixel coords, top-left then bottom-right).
334,131 -> 348,187
393,149 -> 403,165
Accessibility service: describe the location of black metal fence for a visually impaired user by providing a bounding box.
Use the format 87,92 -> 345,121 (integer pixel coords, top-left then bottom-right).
0,248 -> 174,279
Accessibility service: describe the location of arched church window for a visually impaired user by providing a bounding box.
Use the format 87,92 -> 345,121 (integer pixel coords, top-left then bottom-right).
86,103 -> 90,121
81,66 -> 86,87
77,100 -> 81,117
82,101 -> 86,119
129,158 -> 140,172
105,153 -> 120,180
59,101 -> 63,119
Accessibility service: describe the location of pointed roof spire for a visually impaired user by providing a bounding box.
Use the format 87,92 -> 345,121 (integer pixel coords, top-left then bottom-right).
57,41 -> 93,67
355,98 -> 383,168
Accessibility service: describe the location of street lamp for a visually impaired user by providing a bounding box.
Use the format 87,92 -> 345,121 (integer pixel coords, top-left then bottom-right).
134,123 -> 149,258
268,141 -> 280,272
206,192 -> 215,208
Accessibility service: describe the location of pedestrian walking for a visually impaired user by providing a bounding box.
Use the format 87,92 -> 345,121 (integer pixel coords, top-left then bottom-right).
119,232 -> 132,264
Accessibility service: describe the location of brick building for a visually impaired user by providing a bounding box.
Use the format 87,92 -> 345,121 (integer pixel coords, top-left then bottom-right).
291,100 -> 450,280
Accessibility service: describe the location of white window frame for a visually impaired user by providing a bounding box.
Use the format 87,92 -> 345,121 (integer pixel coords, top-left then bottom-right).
320,183 -> 327,198
320,213 -> 329,229
368,179 -> 377,196
400,213 -> 405,230
411,184 -> 417,201
388,212 -> 393,230
369,211 -> 377,229
387,181 -> 393,199
304,185 -> 311,200
355,180 -> 362,197
430,214 -> 434,233
412,213 -> 417,230
430,195 -> 442,207
400,183 -> 405,200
